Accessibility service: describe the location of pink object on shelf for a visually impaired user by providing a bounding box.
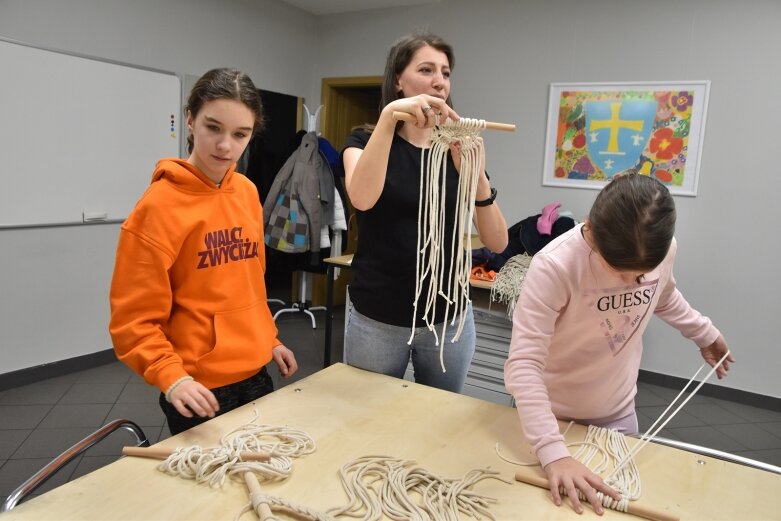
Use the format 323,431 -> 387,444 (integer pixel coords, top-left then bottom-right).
537,202 -> 562,235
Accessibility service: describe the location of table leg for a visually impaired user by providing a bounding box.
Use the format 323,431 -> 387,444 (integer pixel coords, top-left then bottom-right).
324,264 -> 334,367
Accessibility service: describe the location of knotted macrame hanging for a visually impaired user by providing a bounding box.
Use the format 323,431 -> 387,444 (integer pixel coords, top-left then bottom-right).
489,253 -> 532,319
391,112 -> 515,373
408,118 -> 487,366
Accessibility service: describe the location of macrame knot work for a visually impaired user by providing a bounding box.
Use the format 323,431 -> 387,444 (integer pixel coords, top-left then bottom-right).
490,253 -> 532,319
409,118 -> 488,372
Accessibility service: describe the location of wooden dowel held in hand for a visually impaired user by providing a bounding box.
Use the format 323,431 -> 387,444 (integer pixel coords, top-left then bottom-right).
392,111 -> 516,131
122,445 -> 271,462
514,472 -> 679,521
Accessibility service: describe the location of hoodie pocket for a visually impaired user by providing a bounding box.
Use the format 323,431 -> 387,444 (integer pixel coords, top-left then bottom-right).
196,300 -> 273,378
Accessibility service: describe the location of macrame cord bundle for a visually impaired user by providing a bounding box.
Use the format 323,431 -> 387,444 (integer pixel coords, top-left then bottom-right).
504,351 -> 731,521
408,118 -> 486,371
124,410 -> 332,521
489,253 -> 532,319
327,455 -> 510,521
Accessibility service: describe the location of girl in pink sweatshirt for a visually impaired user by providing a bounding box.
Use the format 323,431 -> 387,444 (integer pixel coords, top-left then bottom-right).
504,173 -> 734,515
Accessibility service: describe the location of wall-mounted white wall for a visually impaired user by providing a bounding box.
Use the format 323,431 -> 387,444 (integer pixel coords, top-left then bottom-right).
1,0 -> 778,400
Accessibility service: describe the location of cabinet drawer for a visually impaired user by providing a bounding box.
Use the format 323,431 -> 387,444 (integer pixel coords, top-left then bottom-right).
465,366 -> 507,393
472,345 -> 508,371
463,376 -> 513,405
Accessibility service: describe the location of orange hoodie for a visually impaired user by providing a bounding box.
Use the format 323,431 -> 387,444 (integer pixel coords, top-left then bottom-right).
109,158 -> 280,393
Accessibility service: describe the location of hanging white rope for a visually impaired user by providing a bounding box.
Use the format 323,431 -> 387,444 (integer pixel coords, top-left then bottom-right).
511,352 -> 731,520
489,253 -> 532,319
408,118 -> 487,372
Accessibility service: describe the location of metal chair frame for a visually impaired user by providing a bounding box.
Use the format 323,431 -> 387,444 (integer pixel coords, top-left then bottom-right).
1,418 -> 150,512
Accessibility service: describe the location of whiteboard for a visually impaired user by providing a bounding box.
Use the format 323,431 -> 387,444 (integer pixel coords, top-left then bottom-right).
0,38 -> 181,228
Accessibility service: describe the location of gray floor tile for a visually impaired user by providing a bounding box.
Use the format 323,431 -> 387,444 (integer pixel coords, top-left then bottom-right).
639,384 -> 682,402
656,429 -> 681,441
635,406 -> 705,429
0,405 -> 52,429
684,401 -> 748,425
38,372 -> 81,386
105,402 -> 166,428
715,423 -> 781,451
732,449 -> 781,468
143,425 -> 166,444
59,383 -> 124,404
70,455 -> 119,481
80,425 -> 154,457
0,456 -> 82,499
718,401 -> 781,423
0,430 -> 32,460
0,382 -> 72,405
39,404 -> 112,429
757,421 -> 781,438
634,385 -> 668,407
116,382 -> 160,404
667,425 -> 749,452
636,408 -> 655,432
75,362 -> 133,384
12,427 -> 96,459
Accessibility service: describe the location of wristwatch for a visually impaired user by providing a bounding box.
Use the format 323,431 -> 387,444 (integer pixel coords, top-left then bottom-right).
474,187 -> 497,207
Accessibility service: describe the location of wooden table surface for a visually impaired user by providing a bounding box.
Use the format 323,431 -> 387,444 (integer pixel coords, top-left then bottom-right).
5,363 -> 778,520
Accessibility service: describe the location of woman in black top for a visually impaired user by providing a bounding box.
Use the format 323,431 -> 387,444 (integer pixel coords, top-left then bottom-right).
341,32 -> 508,392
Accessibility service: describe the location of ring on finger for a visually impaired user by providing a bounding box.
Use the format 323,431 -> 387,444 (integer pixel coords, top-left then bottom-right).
422,105 -> 432,114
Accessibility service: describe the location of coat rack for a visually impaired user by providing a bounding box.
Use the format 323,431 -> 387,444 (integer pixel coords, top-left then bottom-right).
272,104 -> 327,329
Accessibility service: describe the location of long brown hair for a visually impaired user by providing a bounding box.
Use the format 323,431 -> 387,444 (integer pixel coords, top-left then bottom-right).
185,68 -> 264,154
355,32 -> 455,134
588,173 -> 676,272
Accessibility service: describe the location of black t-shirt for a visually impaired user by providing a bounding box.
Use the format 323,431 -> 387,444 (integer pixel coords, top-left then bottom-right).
343,130 -> 464,327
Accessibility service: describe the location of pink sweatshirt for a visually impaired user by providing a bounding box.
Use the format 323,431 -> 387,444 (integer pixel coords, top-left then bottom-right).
504,224 -> 720,467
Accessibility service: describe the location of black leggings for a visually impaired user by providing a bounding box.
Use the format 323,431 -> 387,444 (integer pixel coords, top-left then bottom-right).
159,367 -> 274,435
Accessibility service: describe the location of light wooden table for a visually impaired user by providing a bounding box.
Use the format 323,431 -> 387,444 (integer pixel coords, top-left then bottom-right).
6,364 -> 778,520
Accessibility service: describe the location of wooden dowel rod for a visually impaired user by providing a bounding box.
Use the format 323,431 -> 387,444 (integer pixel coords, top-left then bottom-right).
244,472 -> 277,521
122,445 -> 271,462
392,111 -> 516,131
514,472 -> 679,521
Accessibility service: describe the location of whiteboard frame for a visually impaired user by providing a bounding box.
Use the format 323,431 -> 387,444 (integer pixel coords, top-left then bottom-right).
0,36 -> 182,229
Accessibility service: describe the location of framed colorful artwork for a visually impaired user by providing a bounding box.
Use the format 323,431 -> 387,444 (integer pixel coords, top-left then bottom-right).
542,81 -> 710,196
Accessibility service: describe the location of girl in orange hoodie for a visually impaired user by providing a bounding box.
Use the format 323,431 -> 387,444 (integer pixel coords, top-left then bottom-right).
109,68 -> 297,435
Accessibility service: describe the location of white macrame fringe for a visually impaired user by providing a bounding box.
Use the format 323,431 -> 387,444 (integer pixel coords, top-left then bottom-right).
327,455 -> 510,521
409,118 -> 487,372
489,254 -> 532,319
497,351 -> 731,514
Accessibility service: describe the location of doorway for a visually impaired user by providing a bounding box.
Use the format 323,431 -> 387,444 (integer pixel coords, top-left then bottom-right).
320,76 -> 382,150
301,76 -> 382,306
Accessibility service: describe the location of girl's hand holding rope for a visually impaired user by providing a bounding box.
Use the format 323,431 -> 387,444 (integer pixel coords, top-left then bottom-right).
699,334 -> 734,379
544,456 -> 621,516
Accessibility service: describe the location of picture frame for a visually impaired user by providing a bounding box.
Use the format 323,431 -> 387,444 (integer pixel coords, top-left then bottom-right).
542,81 -> 710,196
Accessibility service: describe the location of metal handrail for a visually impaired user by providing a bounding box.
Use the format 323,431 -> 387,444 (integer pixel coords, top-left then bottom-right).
636,435 -> 781,475
1,419 -> 150,512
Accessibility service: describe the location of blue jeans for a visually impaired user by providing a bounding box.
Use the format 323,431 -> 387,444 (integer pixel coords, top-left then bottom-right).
344,304 -> 476,393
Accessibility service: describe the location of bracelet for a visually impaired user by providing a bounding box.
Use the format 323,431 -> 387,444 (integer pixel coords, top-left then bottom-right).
475,186 -> 497,207
164,375 -> 194,402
